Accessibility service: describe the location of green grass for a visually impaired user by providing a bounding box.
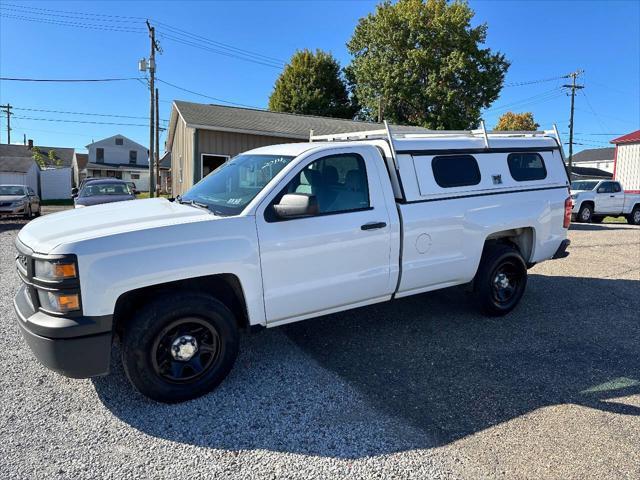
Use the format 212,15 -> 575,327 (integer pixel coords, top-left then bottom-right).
136,192 -> 171,199
41,199 -> 74,206
603,216 -> 628,223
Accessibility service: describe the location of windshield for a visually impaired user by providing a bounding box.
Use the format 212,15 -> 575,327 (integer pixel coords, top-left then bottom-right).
181,154 -> 295,215
0,186 -> 26,196
571,180 -> 598,191
81,183 -> 132,197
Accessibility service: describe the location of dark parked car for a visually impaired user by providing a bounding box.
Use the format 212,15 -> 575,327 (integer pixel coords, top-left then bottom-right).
0,184 -> 41,218
73,179 -> 135,208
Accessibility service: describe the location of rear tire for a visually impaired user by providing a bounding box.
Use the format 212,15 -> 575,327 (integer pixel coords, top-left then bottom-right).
577,204 -> 593,223
628,206 -> 640,226
121,292 -> 239,403
473,243 -> 528,317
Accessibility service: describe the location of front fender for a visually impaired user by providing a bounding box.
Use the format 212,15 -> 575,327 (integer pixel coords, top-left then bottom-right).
52,216 -> 266,326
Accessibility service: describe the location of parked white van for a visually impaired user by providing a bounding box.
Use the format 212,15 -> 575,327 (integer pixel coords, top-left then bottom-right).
14,124 -> 572,402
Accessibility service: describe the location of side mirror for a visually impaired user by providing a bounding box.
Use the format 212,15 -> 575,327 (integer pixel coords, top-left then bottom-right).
273,193 -> 318,219
71,187 -> 78,197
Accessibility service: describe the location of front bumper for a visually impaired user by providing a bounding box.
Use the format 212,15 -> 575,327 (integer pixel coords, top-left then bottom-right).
0,204 -> 26,215
14,283 -> 112,378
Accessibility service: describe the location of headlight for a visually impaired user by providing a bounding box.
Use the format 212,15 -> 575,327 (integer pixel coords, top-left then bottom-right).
35,259 -> 78,280
37,291 -> 80,313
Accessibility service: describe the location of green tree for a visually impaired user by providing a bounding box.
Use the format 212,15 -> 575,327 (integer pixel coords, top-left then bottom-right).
269,49 -> 358,119
347,0 -> 509,129
47,149 -> 62,167
32,146 -> 45,168
494,111 -> 540,131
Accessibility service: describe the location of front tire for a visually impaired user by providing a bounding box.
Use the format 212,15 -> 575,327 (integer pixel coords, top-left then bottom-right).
577,204 -> 593,223
473,243 -> 528,316
628,207 -> 640,226
121,292 -> 239,403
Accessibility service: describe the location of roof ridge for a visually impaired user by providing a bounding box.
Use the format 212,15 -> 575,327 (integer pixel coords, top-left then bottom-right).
173,99 -> 383,126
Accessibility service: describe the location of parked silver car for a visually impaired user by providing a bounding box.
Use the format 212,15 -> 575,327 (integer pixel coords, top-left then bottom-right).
0,185 -> 41,218
73,179 -> 135,208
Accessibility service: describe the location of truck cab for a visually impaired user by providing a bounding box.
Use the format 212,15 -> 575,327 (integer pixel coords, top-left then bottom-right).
14,124 -> 573,402
571,179 -> 640,224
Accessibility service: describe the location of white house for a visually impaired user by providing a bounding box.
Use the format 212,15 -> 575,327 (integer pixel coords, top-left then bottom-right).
85,134 -> 150,191
570,147 -> 615,173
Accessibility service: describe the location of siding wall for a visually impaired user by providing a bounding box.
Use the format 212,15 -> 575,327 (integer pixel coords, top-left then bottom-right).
170,116 -> 195,196
615,143 -> 640,192
40,167 -> 72,200
170,122 -> 300,196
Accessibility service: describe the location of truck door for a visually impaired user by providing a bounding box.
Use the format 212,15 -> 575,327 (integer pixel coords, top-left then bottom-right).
610,182 -> 625,213
595,181 -> 619,213
255,148 -> 394,325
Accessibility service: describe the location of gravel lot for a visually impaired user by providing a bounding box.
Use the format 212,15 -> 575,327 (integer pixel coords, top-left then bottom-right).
1,211 -> 639,479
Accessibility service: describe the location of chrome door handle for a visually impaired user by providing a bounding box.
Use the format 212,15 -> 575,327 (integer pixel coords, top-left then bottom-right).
361,222 -> 387,230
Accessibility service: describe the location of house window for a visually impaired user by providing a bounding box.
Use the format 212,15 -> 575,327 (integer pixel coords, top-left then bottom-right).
96,148 -> 104,163
131,173 -> 140,180
129,150 -> 137,163
115,138 -> 124,145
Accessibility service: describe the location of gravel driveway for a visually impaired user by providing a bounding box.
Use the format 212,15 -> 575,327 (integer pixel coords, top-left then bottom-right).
1,213 -> 639,479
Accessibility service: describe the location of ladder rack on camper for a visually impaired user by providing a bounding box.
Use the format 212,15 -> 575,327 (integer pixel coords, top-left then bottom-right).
309,121 -> 566,165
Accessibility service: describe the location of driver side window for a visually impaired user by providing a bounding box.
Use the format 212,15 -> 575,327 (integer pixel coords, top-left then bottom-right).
273,153 -> 370,217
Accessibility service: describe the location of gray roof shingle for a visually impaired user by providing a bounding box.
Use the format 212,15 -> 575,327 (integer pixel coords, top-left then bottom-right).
0,156 -> 36,173
571,147 -> 615,163
0,143 -> 75,168
173,101 -> 426,139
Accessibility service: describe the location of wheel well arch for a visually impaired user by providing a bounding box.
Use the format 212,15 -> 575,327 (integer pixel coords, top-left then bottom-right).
113,273 -> 250,338
578,199 -> 594,210
484,227 -> 535,263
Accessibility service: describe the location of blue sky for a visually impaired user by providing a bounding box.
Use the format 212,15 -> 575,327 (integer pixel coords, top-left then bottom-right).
0,0 -> 638,154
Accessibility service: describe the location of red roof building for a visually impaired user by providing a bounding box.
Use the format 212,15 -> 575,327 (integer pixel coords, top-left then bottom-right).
611,129 -> 640,192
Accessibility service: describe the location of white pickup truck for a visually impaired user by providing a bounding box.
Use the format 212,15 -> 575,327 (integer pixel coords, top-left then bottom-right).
14,125 -> 572,402
570,179 -> 640,225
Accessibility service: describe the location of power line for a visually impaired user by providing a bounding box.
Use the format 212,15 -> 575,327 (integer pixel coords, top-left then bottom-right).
156,78 -> 264,109
503,75 -> 570,87
486,88 -> 565,113
12,106 -> 168,123
1,76 -> 143,82
0,12 -> 145,33
1,2 -> 144,20
152,21 -> 285,66
157,31 -> 284,69
13,115 -> 166,130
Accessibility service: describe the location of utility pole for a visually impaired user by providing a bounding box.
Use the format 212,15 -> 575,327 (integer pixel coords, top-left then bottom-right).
0,103 -> 11,143
146,20 -> 159,197
562,70 -> 584,178
155,87 -> 160,193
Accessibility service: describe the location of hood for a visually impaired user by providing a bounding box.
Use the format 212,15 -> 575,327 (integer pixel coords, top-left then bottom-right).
570,189 -> 591,195
18,198 -> 214,253
0,195 -> 26,202
75,195 -> 135,207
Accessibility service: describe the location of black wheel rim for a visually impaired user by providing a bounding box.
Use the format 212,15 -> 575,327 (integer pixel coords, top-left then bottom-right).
151,317 -> 221,383
491,260 -> 524,308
